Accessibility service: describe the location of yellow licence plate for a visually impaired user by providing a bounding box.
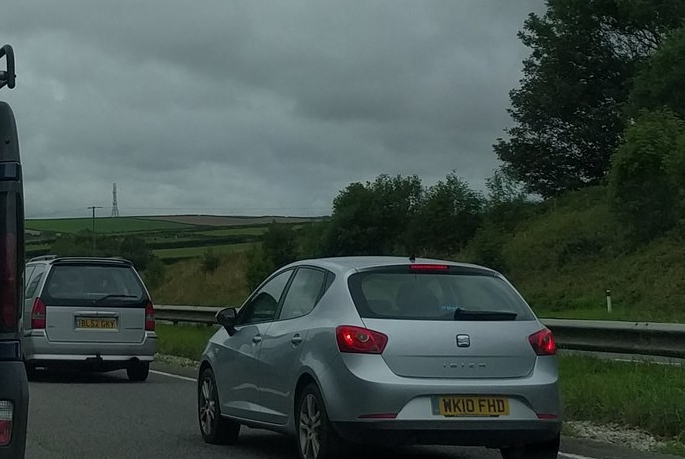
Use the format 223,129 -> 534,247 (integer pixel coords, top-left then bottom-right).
76,318 -> 117,329
438,396 -> 509,417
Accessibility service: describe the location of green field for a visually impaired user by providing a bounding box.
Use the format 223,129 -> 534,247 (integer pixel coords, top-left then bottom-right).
26,217 -> 193,234
195,227 -> 269,237
154,242 -> 258,259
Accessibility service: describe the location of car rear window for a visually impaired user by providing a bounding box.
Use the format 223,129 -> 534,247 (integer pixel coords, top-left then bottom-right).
348,267 -> 533,321
42,264 -> 145,305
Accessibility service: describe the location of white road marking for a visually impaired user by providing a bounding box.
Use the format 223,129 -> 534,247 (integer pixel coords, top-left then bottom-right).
150,369 -> 196,382
560,453 -> 598,459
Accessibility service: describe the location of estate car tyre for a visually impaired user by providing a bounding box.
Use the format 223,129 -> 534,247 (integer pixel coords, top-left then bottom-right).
127,361 -> 150,382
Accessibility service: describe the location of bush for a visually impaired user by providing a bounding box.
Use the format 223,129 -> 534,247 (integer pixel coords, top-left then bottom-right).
245,246 -> 275,291
201,248 -> 221,274
144,257 -> 167,290
608,109 -> 685,243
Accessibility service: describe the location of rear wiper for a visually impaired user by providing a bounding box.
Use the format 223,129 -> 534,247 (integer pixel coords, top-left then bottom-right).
93,294 -> 137,305
453,308 -> 517,321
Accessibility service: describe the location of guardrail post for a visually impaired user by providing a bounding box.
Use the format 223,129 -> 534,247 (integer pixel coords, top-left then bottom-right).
606,289 -> 612,313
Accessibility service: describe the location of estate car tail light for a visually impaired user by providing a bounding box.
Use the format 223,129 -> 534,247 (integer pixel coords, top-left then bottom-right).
30,298 -> 46,330
0,400 -> 13,446
0,233 -> 18,331
336,326 -> 388,354
529,328 -> 556,356
145,301 -> 155,331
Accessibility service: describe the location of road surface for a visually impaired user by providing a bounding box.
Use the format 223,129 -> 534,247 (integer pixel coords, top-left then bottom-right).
24,363 -> 679,459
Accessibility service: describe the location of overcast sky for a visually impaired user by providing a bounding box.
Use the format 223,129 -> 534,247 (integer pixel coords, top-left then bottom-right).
1,0 -> 544,219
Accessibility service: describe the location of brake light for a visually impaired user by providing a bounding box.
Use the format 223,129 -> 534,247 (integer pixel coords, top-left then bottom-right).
0,400 -> 13,446
410,264 -> 449,271
30,298 -> 46,330
529,328 -> 556,356
145,301 -> 155,331
0,233 -> 18,331
336,326 -> 388,354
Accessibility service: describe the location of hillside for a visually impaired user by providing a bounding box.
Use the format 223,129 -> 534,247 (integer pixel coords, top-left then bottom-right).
460,186 -> 685,322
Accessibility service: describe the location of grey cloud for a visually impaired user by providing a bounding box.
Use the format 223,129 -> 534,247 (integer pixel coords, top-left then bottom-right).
0,0 -> 544,218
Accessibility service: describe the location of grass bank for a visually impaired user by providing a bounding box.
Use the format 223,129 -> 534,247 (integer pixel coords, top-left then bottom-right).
149,251 -> 251,307
559,355 -> 685,452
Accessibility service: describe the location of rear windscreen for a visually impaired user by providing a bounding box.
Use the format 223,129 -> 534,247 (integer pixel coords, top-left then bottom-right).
348,268 -> 533,321
43,264 -> 145,305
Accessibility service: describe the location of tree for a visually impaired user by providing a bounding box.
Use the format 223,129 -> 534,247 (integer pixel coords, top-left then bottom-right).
245,246 -> 275,291
608,109 -> 685,243
412,173 -> 484,256
496,0 -> 685,197
144,257 -> 167,290
630,28 -> 685,119
322,175 -> 423,256
261,223 -> 298,269
119,235 -> 153,271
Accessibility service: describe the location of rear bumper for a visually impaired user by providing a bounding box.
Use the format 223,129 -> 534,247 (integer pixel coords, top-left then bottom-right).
333,419 -> 561,448
315,353 -> 562,448
23,330 -> 157,368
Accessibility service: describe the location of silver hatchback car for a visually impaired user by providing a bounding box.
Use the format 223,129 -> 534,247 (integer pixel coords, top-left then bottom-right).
22,256 -> 157,382
197,257 -> 561,459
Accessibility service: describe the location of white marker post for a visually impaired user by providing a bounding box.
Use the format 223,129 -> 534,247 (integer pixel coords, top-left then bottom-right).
606,289 -> 612,314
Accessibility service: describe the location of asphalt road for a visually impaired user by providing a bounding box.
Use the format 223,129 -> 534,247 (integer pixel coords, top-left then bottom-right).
24,364 -> 679,459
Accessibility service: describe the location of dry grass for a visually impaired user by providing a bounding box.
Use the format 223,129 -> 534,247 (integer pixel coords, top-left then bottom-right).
149,252 -> 250,307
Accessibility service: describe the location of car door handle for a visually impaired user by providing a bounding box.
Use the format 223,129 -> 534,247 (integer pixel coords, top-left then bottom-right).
291,334 -> 303,345
252,335 -> 262,344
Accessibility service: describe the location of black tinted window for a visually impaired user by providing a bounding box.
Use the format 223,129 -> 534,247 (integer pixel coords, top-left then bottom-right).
44,265 -> 144,303
239,269 -> 292,325
279,268 -> 326,320
348,269 -> 533,321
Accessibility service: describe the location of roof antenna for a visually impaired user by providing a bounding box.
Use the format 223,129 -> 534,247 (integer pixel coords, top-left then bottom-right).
409,254 -> 416,263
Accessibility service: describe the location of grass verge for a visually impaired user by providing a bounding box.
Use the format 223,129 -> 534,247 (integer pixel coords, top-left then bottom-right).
156,323 -> 219,361
560,355 -> 685,444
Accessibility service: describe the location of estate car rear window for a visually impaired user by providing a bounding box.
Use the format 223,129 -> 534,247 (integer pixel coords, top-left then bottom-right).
348,266 -> 533,321
43,264 -> 145,305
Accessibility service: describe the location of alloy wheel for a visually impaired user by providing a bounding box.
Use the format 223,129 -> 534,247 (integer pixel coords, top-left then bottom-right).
299,393 -> 323,459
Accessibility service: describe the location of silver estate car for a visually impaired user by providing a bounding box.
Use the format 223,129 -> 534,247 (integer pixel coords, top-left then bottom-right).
22,256 -> 157,382
197,257 -> 561,459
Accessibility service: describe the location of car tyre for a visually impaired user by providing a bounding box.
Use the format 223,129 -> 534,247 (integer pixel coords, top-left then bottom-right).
296,383 -> 346,459
127,361 -> 150,382
198,368 -> 240,445
24,361 -> 37,381
501,434 -> 560,459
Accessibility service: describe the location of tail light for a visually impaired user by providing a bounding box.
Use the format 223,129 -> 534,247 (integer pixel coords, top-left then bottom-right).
529,328 -> 556,356
30,298 -> 46,330
336,326 -> 388,354
0,400 -> 13,446
0,233 -> 18,331
145,301 -> 155,331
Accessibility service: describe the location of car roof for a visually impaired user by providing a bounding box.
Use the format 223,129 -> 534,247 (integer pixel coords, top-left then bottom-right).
27,256 -> 133,267
287,256 -> 497,276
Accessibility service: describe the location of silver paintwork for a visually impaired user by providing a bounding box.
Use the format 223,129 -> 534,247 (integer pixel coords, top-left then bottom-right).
200,256 -> 562,450
21,257 -> 156,369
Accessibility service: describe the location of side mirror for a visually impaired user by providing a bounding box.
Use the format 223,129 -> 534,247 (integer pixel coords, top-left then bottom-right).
216,307 -> 237,335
